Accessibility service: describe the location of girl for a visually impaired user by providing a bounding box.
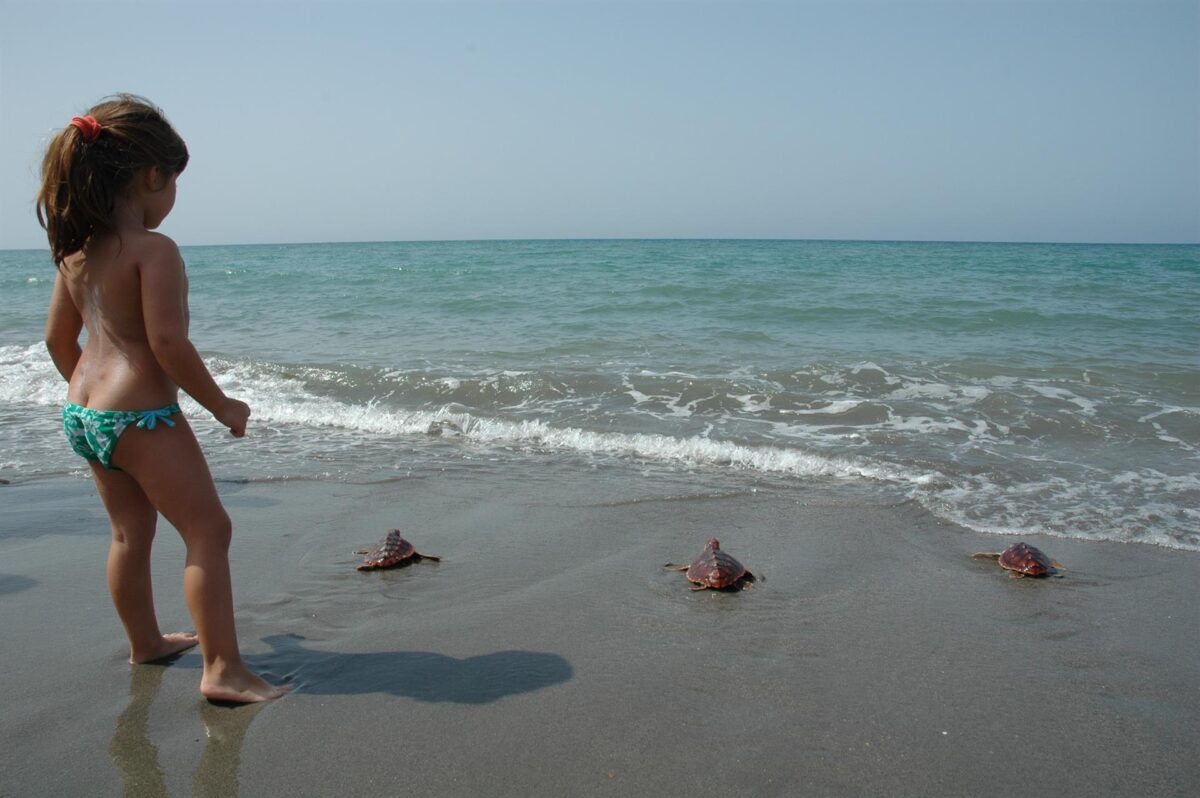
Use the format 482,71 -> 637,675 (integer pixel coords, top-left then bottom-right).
38,95 -> 286,703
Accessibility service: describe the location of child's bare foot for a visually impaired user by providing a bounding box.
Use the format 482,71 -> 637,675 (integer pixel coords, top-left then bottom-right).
130,632 -> 200,664
201,669 -> 290,704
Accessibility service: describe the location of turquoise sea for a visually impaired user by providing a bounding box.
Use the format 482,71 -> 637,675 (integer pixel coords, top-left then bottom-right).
2,240 -> 1197,550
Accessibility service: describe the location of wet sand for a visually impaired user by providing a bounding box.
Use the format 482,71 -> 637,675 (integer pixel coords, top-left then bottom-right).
1,467 -> 1197,796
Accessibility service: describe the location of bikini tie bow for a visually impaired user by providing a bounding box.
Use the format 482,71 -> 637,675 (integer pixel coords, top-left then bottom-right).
136,408 -> 177,431
69,115 -> 102,143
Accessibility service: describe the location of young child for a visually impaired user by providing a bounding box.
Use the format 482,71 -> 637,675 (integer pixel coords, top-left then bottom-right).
38,95 -> 286,703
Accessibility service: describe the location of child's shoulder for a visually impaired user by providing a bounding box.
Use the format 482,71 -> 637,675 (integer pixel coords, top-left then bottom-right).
126,230 -> 184,268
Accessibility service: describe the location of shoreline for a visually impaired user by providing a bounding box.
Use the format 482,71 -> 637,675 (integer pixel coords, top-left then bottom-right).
2,470 -> 1197,796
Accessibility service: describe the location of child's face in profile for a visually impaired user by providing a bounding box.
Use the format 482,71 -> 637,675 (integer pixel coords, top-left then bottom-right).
144,170 -> 178,230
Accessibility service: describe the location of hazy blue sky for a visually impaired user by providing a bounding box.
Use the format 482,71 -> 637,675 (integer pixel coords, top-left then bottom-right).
1,0 -> 1197,247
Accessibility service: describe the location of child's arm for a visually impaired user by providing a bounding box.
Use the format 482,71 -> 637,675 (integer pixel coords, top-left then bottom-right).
139,236 -> 250,436
44,273 -> 82,381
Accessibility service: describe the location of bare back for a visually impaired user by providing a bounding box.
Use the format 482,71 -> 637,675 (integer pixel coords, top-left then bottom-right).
54,229 -> 187,410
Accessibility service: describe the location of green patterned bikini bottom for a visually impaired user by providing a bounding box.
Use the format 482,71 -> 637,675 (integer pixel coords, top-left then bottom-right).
62,402 -> 181,470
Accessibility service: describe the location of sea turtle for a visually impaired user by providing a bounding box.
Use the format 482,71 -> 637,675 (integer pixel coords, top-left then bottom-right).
665,538 -> 756,591
972,541 -> 1064,578
356,530 -> 441,571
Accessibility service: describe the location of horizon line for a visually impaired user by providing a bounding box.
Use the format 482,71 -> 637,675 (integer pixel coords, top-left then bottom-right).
3,235 -> 1198,253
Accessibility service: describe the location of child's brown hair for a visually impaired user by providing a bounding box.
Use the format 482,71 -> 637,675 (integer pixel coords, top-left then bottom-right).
36,94 -> 189,264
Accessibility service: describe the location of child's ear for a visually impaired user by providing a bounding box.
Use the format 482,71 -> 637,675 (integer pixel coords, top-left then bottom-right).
143,166 -> 169,191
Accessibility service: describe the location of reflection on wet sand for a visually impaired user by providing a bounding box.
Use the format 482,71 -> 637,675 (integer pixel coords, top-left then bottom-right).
108,664 -> 264,798
193,700 -> 265,798
109,666 -> 168,798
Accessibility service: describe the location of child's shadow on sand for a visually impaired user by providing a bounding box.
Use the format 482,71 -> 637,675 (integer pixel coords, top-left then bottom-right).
196,634 -> 574,704
0,574 -> 36,596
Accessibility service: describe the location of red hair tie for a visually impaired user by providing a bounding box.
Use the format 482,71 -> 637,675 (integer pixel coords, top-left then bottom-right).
69,115 -> 102,143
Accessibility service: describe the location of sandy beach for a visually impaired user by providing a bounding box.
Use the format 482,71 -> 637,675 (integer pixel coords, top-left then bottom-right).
1,464 -> 1196,797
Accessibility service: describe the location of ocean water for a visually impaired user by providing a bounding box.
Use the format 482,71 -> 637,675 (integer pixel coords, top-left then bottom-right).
2,239 -> 1198,550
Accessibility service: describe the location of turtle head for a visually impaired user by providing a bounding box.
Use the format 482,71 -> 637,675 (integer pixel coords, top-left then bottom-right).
705,537 -> 720,550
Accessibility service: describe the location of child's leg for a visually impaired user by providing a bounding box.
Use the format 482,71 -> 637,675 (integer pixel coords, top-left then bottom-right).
89,463 -> 199,663
110,416 -> 285,703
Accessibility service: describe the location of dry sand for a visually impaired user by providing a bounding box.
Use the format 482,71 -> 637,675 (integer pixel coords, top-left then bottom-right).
1,466 -> 1197,796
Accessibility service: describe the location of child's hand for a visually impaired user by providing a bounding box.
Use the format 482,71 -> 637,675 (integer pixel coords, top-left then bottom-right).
215,397 -> 251,437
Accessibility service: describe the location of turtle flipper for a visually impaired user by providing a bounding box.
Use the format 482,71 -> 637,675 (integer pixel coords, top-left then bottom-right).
1051,560 -> 1065,570
972,552 -> 1001,560
689,584 -> 709,592
663,563 -> 689,571
417,553 -> 442,562
1008,571 -> 1024,579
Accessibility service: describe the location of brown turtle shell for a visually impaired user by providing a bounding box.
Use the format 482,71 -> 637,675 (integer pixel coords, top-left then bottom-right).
996,541 -> 1059,576
973,541 -> 1063,578
356,529 -> 441,571
667,538 -> 755,590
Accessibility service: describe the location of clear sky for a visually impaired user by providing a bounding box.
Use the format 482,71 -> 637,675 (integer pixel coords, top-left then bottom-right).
1,0 -> 1197,247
